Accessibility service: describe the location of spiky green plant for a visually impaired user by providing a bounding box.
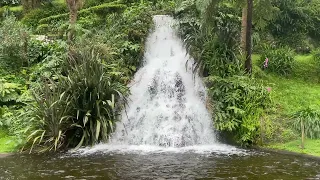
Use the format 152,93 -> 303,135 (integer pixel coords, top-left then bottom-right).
177,1 -> 242,77
63,51 -> 128,148
292,107 -> 320,149
27,50 -> 128,153
27,80 -> 73,153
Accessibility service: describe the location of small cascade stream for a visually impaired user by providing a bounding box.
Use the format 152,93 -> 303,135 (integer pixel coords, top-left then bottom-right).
77,15 -> 240,154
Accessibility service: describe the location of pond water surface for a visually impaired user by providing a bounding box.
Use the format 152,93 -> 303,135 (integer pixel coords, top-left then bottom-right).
1,148 -> 320,180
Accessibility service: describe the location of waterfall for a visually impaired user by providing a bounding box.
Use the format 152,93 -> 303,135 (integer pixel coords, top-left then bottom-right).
110,15 -> 217,147
75,15 -> 243,154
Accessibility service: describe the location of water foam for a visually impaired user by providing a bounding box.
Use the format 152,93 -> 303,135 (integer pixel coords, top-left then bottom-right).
75,15 -> 244,155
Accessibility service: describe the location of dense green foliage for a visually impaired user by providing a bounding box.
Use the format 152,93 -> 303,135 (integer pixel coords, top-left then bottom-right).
177,1 -> 242,77
0,0 -> 162,152
206,76 -> 271,145
176,0 -> 272,145
292,108 -> 320,139
258,45 -> 295,75
38,3 -> 126,25
27,52 -> 128,152
266,0 -> 320,51
313,49 -> 320,74
0,16 -> 30,70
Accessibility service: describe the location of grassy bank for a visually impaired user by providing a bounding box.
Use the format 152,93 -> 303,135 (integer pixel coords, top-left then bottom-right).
253,54 -> 320,157
0,129 -> 18,153
269,139 -> 320,157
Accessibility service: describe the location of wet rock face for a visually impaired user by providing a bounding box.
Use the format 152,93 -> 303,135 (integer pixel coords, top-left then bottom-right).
148,70 -> 160,100
148,71 -> 186,102
174,73 -> 185,101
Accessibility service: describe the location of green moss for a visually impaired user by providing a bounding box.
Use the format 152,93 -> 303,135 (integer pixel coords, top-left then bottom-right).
0,129 -> 18,153
269,139 -> 320,157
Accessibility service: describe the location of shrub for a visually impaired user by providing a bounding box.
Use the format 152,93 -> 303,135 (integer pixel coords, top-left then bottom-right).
84,0 -> 114,8
27,51 -> 128,152
258,45 -> 295,75
77,13 -> 102,29
21,9 -> 50,28
206,75 -> 272,145
0,79 -> 23,105
313,48 -> 320,71
118,2 -> 153,67
75,2 -> 153,73
30,39 -> 67,81
38,2 -> 126,25
292,107 -> 320,139
35,24 -> 49,34
177,1 -> 242,77
0,6 -> 23,20
0,15 -> 30,70
21,1 -> 68,29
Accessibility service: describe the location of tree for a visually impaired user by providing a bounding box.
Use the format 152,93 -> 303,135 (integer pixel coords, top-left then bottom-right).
184,0 -> 276,74
65,0 -> 83,45
240,6 -> 247,52
244,0 -> 253,74
200,0 -> 256,73
21,0 -> 41,13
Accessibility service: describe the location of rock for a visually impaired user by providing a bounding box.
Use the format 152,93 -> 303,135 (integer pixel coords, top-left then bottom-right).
0,153 -> 12,158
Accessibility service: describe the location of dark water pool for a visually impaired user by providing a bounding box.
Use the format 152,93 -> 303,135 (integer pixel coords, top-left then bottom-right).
0,150 -> 320,180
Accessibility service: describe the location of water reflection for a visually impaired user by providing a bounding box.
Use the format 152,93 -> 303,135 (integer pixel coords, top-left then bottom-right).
0,150 -> 319,179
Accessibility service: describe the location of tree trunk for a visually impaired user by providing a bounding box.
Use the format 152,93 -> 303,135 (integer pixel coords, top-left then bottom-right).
301,119 -> 305,149
32,0 -> 41,9
244,0 -> 253,74
66,0 -> 81,58
241,6 -> 247,52
68,6 -> 78,45
22,0 -> 29,13
22,0 -> 41,13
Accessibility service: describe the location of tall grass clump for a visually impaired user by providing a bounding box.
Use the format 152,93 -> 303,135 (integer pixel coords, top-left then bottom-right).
259,45 -> 295,75
292,107 -> 320,149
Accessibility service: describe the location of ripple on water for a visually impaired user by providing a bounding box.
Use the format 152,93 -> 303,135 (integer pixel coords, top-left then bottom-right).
66,144 -> 254,157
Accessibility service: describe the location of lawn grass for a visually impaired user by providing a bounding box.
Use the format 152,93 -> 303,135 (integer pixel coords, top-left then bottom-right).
0,129 -> 18,153
253,54 -> 320,157
253,54 -> 320,115
269,139 -> 320,157
264,74 -> 320,115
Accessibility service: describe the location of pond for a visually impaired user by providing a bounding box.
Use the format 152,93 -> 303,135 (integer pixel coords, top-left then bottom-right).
1,147 -> 320,179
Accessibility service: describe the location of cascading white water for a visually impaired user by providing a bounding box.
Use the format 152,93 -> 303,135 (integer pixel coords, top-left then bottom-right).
75,15 -> 244,155
110,15 -> 216,147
